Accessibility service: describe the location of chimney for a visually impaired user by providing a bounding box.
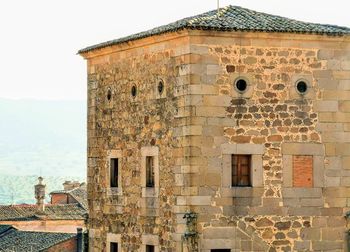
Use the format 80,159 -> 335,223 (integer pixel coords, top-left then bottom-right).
63,180 -> 81,191
76,227 -> 83,252
34,177 -> 46,212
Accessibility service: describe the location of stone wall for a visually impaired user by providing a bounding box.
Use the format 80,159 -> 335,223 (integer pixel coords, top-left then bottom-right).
82,30 -> 350,251
84,32 -> 192,251
183,31 -> 350,252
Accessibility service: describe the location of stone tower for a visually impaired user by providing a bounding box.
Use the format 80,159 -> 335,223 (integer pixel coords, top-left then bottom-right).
79,5 -> 350,252
34,176 -> 46,212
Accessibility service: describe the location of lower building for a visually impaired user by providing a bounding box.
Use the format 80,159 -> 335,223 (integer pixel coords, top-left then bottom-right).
0,178 -> 87,233
0,224 -> 81,252
0,178 -> 88,251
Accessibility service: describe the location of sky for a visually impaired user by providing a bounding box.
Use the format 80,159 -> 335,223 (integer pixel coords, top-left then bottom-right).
0,0 -> 349,101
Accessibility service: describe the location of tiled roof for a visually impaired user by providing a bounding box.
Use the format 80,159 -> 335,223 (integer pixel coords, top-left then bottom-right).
78,5 -> 350,53
0,204 -> 86,221
69,187 -> 88,210
50,185 -> 88,210
0,225 -> 15,237
0,227 -> 76,252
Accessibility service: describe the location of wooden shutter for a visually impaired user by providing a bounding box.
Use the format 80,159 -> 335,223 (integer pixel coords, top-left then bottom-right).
232,155 -> 251,187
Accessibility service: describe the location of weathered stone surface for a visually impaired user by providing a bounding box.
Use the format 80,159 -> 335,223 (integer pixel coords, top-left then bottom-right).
294,241 -> 310,250
255,218 -> 273,227
312,241 -> 343,250
300,228 -> 320,240
275,221 -> 291,230
82,22 -> 350,251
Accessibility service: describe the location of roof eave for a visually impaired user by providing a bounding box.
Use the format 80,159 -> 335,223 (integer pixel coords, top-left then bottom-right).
78,27 -> 350,57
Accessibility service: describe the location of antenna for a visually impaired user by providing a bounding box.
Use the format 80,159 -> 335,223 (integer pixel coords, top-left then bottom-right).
217,0 -> 220,11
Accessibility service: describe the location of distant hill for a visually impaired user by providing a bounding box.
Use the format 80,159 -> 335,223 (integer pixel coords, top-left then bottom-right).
0,98 -> 86,204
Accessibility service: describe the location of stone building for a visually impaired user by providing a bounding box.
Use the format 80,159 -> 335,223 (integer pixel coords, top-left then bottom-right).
50,181 -> 88,209
0,224 -> 82,252
0,224 -> 81,252
0,178 -> 87,233
78,6 -> 350,252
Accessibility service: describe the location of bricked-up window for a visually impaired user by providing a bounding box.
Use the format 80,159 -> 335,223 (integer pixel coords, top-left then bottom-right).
232,155 -> 251,187
110,158 -> 118,188
146,245 -> 155,252
110,242 -> 118,252
293,155 -> 313,187
146,156 -> 155,187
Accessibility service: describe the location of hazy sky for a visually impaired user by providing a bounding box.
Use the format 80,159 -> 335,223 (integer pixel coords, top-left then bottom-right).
0,0 -> 349,100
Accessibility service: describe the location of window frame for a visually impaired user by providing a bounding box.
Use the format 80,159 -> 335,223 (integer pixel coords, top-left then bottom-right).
221,143 -> 264,190
106,233 -> 121,252
282,143 -> 324,188
141,146 -> 159,198
106,150 -> 123,195
290,75 -> 315,100
141,234 -> 159,252
155,77 -> 167,99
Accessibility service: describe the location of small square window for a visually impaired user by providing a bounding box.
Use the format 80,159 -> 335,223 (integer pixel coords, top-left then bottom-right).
146,156 -> 155,187
146,245 -> 155,252
110,158 -> 119,188
110,242 -> 118,252
232,155 -> 251,187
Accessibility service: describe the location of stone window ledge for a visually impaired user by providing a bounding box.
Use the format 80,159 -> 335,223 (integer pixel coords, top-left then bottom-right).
106,187 -> 122,196
142,187 -> 159,198
221,187 -> 264,198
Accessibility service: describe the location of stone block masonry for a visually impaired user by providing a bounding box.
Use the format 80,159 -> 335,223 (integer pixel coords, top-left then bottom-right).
80,27 -> 350,252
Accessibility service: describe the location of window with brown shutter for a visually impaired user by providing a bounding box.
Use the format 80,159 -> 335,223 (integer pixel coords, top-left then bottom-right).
293,155 -> 313,187
146,156 -> 155,187
110,158 -> 118,188
232,155 -> 251,187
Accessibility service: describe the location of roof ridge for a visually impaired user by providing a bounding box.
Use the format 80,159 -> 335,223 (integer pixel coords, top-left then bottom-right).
16,230 -> 76,234
187,6 -> 230,25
